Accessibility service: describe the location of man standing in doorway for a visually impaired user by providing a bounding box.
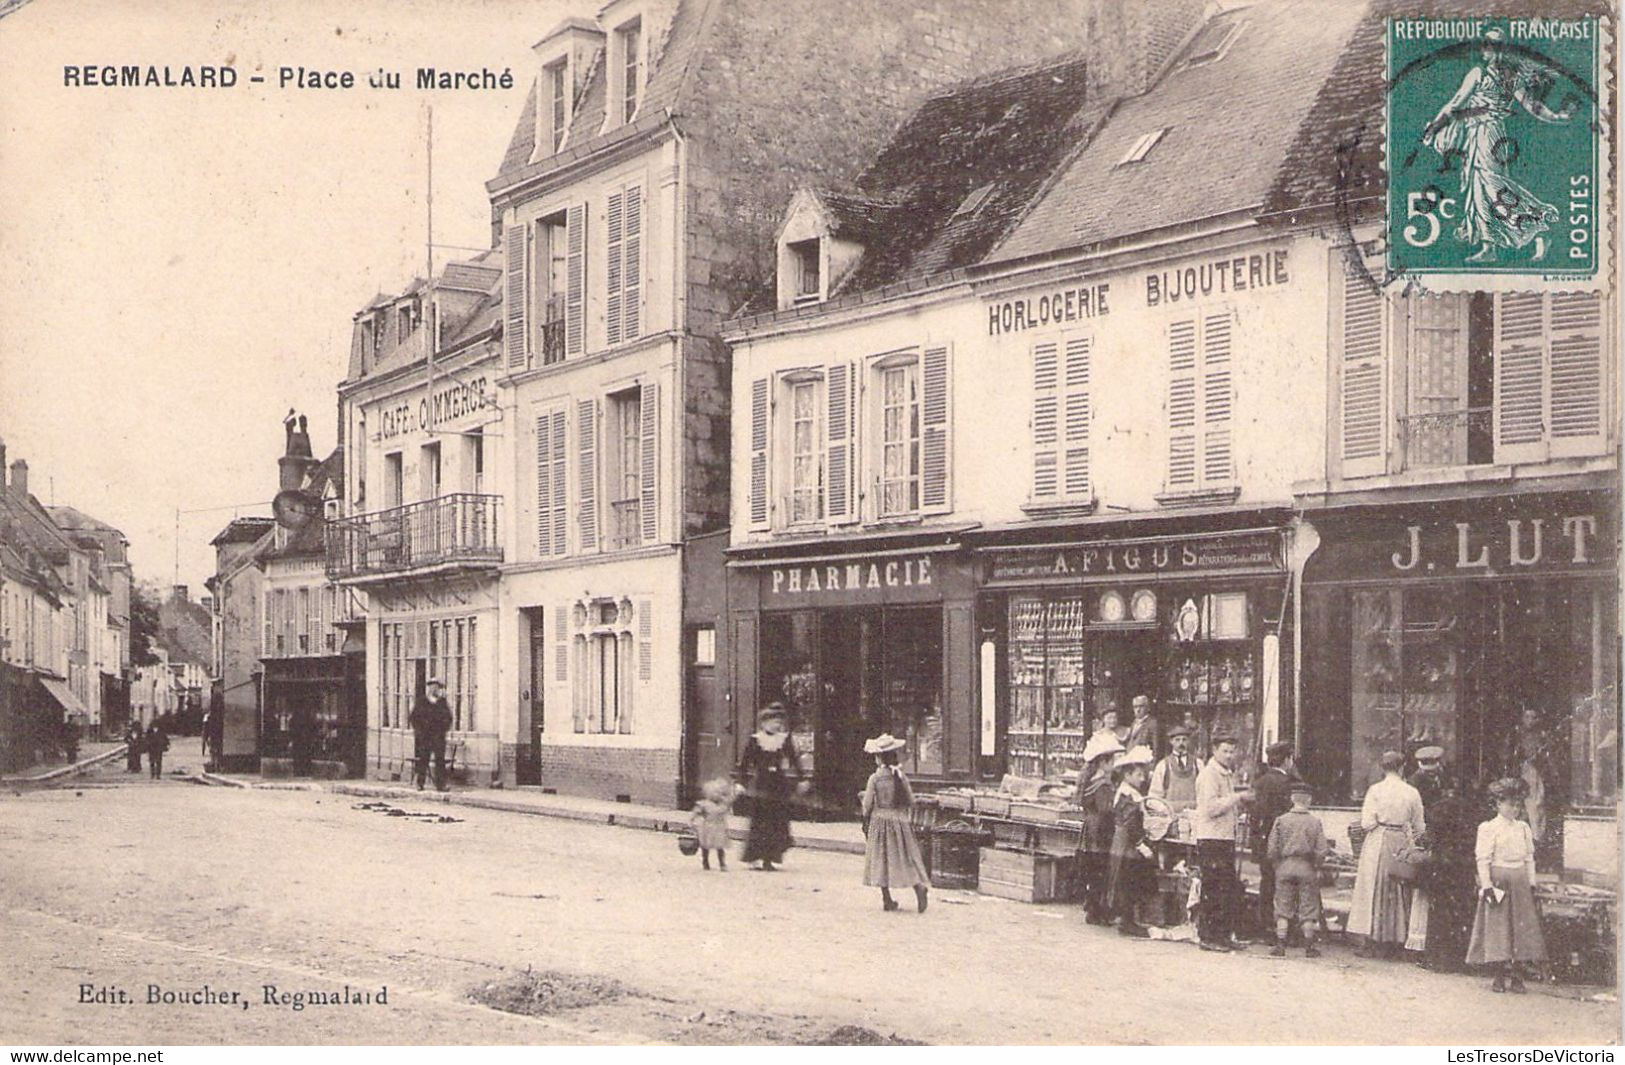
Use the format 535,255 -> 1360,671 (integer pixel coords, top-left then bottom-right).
1194,732 -> 1251,952
409,678 -> 453,792
1252,742 -> 1297,942
1125,695 -> 1163,759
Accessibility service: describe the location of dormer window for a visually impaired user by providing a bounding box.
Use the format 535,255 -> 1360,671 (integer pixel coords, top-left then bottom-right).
1119,127 -> 1169,166
790,239 -> 821,304
1183,19 -> 1244,68
546,58 -> 568,152
615,17 -> 642,124
370,313 -> 384,357
398,304 -> 415,340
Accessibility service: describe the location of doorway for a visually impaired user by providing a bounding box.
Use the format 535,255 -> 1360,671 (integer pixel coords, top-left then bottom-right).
520,609 -> 546,786
688,625 -> 728,792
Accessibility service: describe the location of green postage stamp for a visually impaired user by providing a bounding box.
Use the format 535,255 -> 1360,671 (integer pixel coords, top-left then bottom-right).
1386,15 -> 1608,289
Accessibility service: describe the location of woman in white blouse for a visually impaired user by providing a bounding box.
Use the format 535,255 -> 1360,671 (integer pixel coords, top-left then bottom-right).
1466,777 -> 1548,992
1348,750 -> 1426,957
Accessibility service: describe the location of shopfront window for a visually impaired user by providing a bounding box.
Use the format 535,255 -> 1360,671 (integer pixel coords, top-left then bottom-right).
1349,586 -> 1460,789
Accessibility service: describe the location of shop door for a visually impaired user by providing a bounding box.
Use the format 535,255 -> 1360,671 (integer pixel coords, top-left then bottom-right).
817,611 -> 872,813
521,614 -> 546,786
689,625 -> 730,793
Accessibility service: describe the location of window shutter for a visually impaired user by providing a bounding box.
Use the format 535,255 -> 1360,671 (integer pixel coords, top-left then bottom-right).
550,410 -> 569,556
1166,319 -> 1198,490
1062,335 -> 1092,499
504,224 -> 528,371
921,346 -> 951,513
1548,292 -> 1604,457
622,185 -> 642,343
1339,264 -> 1386,477
535,414 -> 554,557
565,204 -> 586,356
553,605 -> 569,684
1493,293 -> 1547,463
570,635 -> 587,732
639,380 -> 659,544
605,190 -> 625,347
637,598 -> 652,684
1031,340 -> 1060,500
826,362 -> 856,524
1201,311 -> 1234,485
748,377 -> 770,529
577,398 -> 599,552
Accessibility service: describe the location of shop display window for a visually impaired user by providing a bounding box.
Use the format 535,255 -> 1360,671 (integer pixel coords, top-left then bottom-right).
1349,587 -> 1460,789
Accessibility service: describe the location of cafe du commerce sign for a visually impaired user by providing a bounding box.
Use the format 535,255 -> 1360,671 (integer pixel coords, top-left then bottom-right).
985,531 -> 1284,585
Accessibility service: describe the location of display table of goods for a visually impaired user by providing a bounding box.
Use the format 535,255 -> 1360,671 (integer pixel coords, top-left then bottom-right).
1533,881 -> 1617,986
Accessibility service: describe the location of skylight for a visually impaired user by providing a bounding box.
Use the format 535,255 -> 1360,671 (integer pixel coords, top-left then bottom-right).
1184,18 -> 1245,67
1118,128 -> 1169,166
952,182 -> 997,220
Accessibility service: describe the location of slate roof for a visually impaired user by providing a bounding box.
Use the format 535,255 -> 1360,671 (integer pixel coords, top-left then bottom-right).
996,0 -> 1367,261
44,505 -> 127,540
815,54 -> 1101,295
210,516 -> 276,547
345,249 -> 502,385
1263,0 -> 1613,221
493,0 -> 696,187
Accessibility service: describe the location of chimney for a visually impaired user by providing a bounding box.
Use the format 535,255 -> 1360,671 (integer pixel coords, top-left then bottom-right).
9,459 -> 27,497
279,409 -> 318,492
0,438 -> 7,480
172,584 -> 189,604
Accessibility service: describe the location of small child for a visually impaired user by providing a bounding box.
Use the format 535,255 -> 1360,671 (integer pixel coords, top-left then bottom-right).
1265,778 -> 1329,957
690,778 -> 735,871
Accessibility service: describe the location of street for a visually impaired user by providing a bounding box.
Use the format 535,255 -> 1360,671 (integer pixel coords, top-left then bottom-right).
1,751 -> 1617,1046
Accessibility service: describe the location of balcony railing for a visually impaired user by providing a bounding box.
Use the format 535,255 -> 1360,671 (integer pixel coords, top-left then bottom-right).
541,296 -> 566,365
609,498 -> 642,551
326,493 -> 502,581
1399,406 -> 1493,470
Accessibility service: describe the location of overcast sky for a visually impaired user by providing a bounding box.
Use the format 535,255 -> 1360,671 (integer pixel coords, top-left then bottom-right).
0,0 -> 587,594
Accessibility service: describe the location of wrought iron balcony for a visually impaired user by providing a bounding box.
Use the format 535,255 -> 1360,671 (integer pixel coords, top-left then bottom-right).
1399,406 -> 1493,470
326,493 -> 501,581
608,498 -> 642,551
541,296 -> 566,366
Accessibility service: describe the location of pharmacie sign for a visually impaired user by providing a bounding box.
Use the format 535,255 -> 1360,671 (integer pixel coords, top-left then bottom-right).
377,375 -> 492,441
763,554 -> 941,606
985,531 -> 1283,584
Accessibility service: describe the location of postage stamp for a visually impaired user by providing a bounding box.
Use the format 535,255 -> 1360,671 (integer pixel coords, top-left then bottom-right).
1386,15 -> 1609,290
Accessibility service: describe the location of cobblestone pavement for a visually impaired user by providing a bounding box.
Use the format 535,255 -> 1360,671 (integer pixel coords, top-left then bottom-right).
1,753 -> 1617,1046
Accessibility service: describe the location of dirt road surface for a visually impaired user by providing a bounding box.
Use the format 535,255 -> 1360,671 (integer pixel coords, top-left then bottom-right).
1,751 -> 1616,1045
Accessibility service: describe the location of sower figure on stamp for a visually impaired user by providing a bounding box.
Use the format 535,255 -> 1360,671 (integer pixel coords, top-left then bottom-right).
409,678 -> 453,792
1424,26 -> 1572,263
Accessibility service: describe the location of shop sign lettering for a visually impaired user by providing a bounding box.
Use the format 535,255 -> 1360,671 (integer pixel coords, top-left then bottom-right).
987,283 -> 1110,335
1389,514 -> 1603,574
378,376 -> 491,441
985,532 -> 1282,584
768,556 -> 934,598
1145,249 -> 1289,307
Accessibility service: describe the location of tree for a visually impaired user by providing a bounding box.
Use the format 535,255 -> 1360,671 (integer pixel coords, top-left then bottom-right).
130,583 -> 161,667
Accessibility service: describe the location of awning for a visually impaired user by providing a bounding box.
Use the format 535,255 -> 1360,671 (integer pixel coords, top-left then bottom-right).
38,676 -> 90,722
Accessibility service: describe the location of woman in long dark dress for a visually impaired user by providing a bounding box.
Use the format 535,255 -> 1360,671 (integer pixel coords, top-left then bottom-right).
1076,733 -> 1124,924
737,704 -> 805,870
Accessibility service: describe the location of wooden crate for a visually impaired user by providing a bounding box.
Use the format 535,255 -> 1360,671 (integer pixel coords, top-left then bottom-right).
978,847 -> 1080,903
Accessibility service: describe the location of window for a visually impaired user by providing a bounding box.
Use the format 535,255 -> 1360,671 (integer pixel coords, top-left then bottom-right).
379,621 -> 404,729
616,18 -> 642,124
398,305 -> 415,341
297,587 -> 310,654
879,362 -> 921,517
692,625 -> 716,667
605,183 -> 643,346
608,389 -> 642,549
547,59 -> 568,152
534,211 -> 569,364
1164,311 -> 1234,493
952,182 -> 997,220
469,427 -> 485,494
274,589 -> 288,655
384,452 -> 403,509
354,415 -> 367,509
420,442 -> 441,500
788,377 -> 823,523
1030,334 -> 1092,505
1119,127 -> 1168,166
573,600 -> 635,735
790,239 -> 821,303
1183,18 -> 1244,67
370,314 -> 383,358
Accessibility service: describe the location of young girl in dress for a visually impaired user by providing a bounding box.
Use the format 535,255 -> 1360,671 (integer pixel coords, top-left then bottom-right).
1466,777 -> 1547,993
690,777 -> 735,871
861,734 -> 930,913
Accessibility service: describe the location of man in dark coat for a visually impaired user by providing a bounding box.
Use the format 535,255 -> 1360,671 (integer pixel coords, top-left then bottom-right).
409,678 -> 453,791
144,722 -> 170,780
1414,751 -> 1478,971
1251,742 -> 1296,941
125,720 -> 144,773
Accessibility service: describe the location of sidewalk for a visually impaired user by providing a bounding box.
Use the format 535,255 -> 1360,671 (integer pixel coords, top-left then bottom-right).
1,741 -> 127,785
203,770 -> 868,854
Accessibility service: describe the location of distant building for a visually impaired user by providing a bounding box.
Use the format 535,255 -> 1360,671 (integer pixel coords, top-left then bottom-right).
207,516 -> 276,771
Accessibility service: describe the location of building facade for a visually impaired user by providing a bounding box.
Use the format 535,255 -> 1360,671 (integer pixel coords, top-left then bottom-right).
208,515 -> 275,771
483,0 -> 1114,805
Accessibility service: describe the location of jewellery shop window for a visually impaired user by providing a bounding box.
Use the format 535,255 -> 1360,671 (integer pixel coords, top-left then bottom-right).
1008,589 -> 1259,781
1349,586 -> 1461,795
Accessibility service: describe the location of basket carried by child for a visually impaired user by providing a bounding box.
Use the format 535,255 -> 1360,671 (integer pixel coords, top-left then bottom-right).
677,832 -> 700,856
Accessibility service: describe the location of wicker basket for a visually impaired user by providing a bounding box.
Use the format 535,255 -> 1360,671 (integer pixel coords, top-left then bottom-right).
1347,823 -> 1367,860
929,820 -> 992,890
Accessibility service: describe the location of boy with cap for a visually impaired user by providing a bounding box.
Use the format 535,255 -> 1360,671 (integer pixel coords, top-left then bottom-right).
1265,779 -> 1329,957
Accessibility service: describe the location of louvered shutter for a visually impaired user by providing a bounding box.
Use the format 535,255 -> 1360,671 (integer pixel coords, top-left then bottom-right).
550,410 -> 569,556
1031,340 -> 1060,500
535,414 -> 554,557
1062,335 -> 1091,499
605,190 -> 625,347
1166,319 -> 1198,490
637,598 -> 652,687
622,185 -> 642,343
1340,264 -> 1387,477
553,605 -> 569,684
577,398 -> 599,552
826,362 -> 856,524
921,346 -> 951,513
504,224 -> 529,371
748,377 -> 770,529
639,380 -> 659,544
1494,293 -> 1548,463
1201,311 -> 1234,485
565,204 -> 586,355
1548,292 -> 1604,457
